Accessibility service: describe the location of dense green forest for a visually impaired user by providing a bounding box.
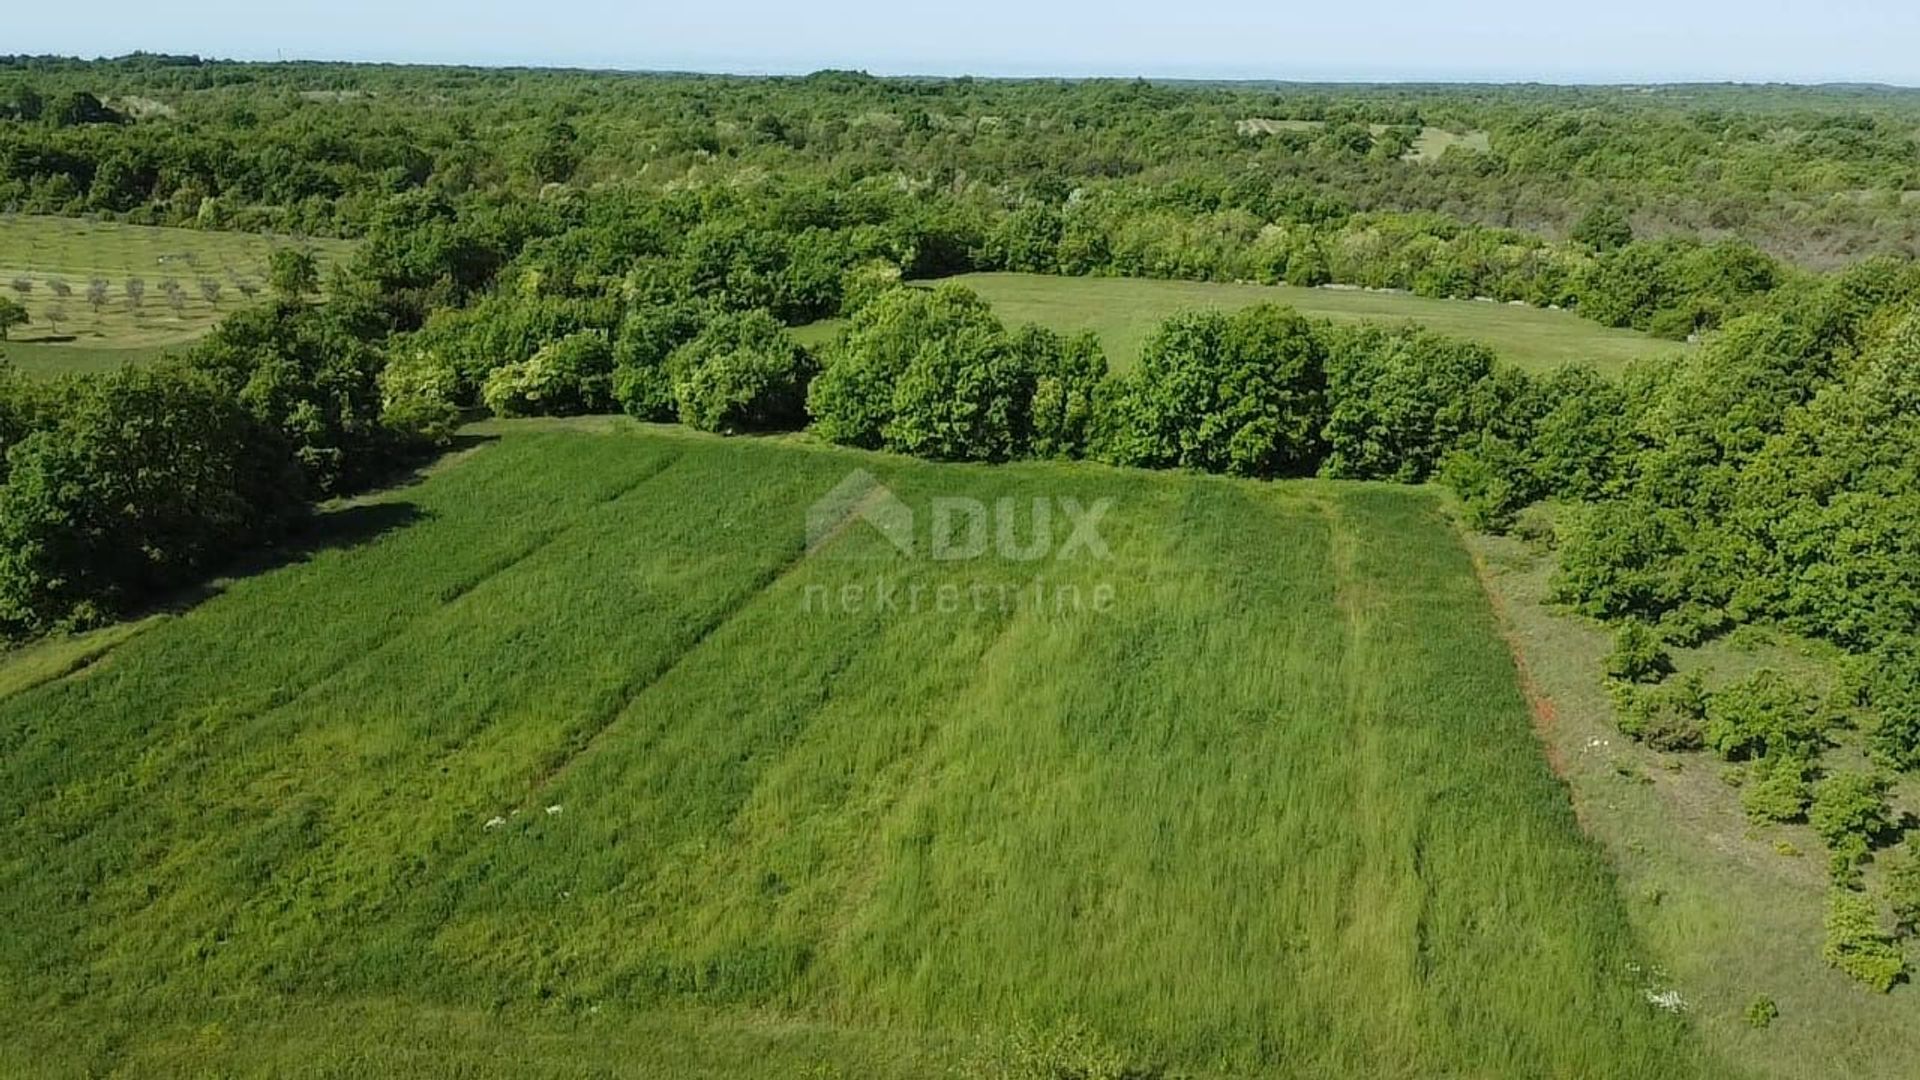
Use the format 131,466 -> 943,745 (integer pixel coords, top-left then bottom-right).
8,56 -> 1920,999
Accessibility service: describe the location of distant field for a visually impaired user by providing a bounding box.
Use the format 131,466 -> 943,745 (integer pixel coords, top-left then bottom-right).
0,422 -> 1702,1077
1234,119 -> 1492,161
910,273 -> 1687,375
0,214 -> 354,361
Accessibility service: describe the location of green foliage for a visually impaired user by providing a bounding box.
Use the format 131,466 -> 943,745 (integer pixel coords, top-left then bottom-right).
1096,304 -> 1326,478
1889,851 -> 1920,937
1605,622 -> 1672,684
0,364 -> 304,638
1808,771 -> 1894,856
268,249 -> 320,300
1320,324 -> 1495,482
1743,996 -> 1779,1029
1616,671 -> 1709,751
666,310 -> 815,433
1703,669 -> 1832,762
1740,755 -> 1816,825
807,285 -> 1088,462
0,296 -> 28,340
1571,206 -> 1634,253
1021,327 -> 1107,460
1549,500 -> 1693,622
481,330 -> 615,417
1822,890 -> 1906,993
187,299 -> 396,492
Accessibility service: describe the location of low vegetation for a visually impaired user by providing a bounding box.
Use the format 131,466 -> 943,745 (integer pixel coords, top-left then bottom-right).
0,425 -> 1703,1077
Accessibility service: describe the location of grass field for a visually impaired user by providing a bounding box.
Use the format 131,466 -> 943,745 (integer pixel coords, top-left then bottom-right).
0,214 -> 354,371
894,273 -> 1688,375
0,421 -> 1704,1077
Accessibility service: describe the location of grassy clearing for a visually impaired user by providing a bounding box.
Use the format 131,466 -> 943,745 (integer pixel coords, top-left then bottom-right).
1233,119 -> 1491,161
0,214 -> 353,364
838,273 -> 1686,375
0,339 -> 174,380
1467,526 -> 1920,1080
0,422 -> 1701,1077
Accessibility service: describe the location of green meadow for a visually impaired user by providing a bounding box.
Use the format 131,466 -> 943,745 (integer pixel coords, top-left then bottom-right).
0,421 -> 1703,1077
0,214 -> 353,376
864,272 -> 1689,375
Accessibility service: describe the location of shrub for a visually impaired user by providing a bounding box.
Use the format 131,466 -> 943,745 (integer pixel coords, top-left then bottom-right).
482,330 -> 615,417
667,310 -> 815,434
378,345 -> 464,445
1861,640 -> 1920,770
1823,890 -> 1905,992
1021,326 -> 1107,460
1743,996 -> 1778,1029
1616,671 -> 1708,751
1702,669 -> 1830,762
1888,852 -> 1920,938
1809,771 -> 1894,855
1549,499 -> 1693,622
1605,622 -> 1672,684
0,366 -> 305,638
1441,436 -> 1540,533
1740,755 -> 1815,824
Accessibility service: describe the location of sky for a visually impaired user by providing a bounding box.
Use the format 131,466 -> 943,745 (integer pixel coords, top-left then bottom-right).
9,1 -> 1920,85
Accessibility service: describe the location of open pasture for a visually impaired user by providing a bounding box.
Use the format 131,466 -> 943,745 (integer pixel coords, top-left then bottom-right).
922,272 -> 1688,375
0,422 -> 1701,1077
0,214 -> 353,369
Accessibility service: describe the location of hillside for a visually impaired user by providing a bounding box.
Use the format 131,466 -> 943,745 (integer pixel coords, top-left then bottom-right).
0,422 -> 1700,1078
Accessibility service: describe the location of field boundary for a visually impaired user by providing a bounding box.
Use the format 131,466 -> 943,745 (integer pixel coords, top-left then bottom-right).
1457,523 -> 1579,807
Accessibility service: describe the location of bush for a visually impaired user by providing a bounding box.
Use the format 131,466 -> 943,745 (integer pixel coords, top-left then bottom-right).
1740,755 -> 1815,824
808,285 -> 1012,454
1605,622 -> 1673,684
1888,851 -> 1920,938
1809,771 -> 1894,876
1702,669 -> 1831,762
1547,498 -> 1695,622
1616,671 -> 1708,751
482,330 -> 615,417
1095,304 -> 1326,478
1743,996 -> 1778,1029
666,310 -> 815,433
1441,436 -> 1540,533
808,285 -> 1102,463
1823,889 -> 1906,992
188,299 -> 395,493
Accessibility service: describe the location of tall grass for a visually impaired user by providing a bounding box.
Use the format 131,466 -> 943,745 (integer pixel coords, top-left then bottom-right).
0,423 -> 1705,1077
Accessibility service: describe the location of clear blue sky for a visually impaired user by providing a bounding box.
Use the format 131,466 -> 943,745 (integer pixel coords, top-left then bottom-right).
10,1 -> 1920,85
